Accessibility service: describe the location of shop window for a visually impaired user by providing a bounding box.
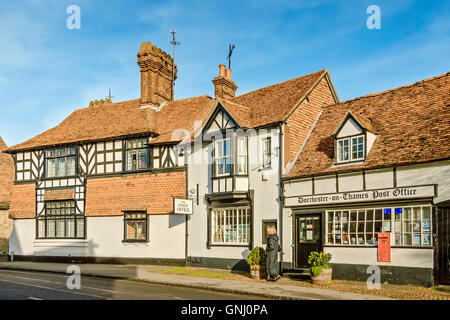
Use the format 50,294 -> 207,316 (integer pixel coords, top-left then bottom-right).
125,138 -> 149,171
326,205 -> 432,246
336,135 -> 365,163
211,207 -> 250,245
262,137 -> 272,168
262,220 -> 277,244
214,138 -> 231,176
46,147 -> 77,178
37,200 -> 84,239
123,212 -> 148,242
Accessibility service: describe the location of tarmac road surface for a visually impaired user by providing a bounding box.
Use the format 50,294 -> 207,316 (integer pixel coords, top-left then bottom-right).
0,269 -> 268,300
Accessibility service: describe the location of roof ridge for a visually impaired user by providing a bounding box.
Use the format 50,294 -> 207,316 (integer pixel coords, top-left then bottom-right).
324,71 -> 450,109
235,69 -> 328,98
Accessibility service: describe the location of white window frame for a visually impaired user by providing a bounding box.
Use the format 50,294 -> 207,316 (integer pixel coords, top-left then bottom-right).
214,138 -> 231,177
325,204 -> 432,247
336,134 -> 365,163
235,136 -> 247,175
211,207 -> 251,245
262,137 -> 272,168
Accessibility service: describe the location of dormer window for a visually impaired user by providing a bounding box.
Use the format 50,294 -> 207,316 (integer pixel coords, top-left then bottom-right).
337,135 -> 365,163
333,111 -> 377,165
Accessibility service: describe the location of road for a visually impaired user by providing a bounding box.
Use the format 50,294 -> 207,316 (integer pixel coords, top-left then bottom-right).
0,269 -> 267,300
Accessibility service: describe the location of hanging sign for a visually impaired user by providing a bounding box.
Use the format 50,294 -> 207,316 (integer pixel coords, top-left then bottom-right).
173,198 -> 193,215
377,232 -> 391,262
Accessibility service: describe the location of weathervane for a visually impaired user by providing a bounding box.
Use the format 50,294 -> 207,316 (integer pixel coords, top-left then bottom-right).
170,28 -> 180,99
227,43 -> 235,69
106,88 -> 114,101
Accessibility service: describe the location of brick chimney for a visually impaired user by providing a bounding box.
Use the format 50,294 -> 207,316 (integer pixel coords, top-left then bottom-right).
137,42 -> 177,107
212,64 -> 238,100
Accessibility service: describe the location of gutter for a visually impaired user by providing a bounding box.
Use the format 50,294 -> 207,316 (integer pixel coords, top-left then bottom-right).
278,123 -> 285,275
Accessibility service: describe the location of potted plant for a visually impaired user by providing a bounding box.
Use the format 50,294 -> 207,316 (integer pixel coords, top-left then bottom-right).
308,251 -> 332,284
246,247 -> 266,280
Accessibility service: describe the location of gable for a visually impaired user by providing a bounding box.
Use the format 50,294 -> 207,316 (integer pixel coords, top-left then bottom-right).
203,104 -> 238,136
335,117 -> 364,138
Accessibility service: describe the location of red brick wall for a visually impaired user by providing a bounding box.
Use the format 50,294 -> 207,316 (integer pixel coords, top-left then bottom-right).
284,76 -> 336,166
85,171 -> 186,216
9,183 -> 36,219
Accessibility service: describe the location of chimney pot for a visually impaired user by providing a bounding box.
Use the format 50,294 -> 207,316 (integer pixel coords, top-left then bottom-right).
219,64 -> 226,77
225,68 -> 232,80
212,66 -> 237,100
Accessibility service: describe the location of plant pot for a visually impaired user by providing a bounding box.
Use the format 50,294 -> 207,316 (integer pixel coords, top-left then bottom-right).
311,268 -> 332,284
250,268 -> 266,280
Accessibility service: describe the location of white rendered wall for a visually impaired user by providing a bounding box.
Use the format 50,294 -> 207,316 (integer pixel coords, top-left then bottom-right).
397,160 -> 450,204
249,128 -> 281,247
86,215 -> 185,259
324,247 -> 433,268
186,128 -> 282,261
9,215 -> 186,259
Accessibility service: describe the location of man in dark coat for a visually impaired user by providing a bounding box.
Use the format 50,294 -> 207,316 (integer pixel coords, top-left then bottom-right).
266,226 -> 281,281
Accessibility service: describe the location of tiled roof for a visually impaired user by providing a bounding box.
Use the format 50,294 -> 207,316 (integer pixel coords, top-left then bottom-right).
151,95 -> 215,144
233,69 -> 329,127
286,72 -> 450,179
5,70 -> 330,152
6,99 -> 153,152
0,137 -> 14,208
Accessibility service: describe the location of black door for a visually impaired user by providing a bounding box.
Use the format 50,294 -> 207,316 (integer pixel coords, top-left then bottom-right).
295,214 -> 322,268
436,207 -> 450,284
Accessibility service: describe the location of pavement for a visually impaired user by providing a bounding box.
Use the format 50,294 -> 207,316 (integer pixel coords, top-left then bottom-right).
0,261 -> 392,300
0,268 -> 263,300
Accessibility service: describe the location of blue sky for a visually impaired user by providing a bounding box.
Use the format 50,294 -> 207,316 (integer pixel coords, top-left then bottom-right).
0,0 -> 449,146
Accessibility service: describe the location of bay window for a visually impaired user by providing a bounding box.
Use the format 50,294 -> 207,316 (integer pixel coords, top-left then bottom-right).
37,200 -> 84,239
337,135 -> 364,163
46,147 -> 76,178
326,205 -> 432,246
126,138 -> 149,171
211,207 -> 250,245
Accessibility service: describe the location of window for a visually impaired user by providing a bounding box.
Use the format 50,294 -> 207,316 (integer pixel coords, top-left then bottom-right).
211,207 -> 250,245
126,138 -> 149,171
236,137 -> 247,175
37,201 -> 84,239
46,147 -> 76,178
336,135 -> 365,163
262,137 -> 271,168
326,205 -> 432,246
214,138 -> 231,176
262,220 -> 277,245
123,212 -> 148,242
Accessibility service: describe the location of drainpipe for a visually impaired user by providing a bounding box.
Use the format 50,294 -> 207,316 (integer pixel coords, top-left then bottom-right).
278,123 -> 284,275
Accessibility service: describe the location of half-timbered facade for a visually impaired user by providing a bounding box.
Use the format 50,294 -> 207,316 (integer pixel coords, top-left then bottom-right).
282,72 -> 450,285
5,43 -> 189,264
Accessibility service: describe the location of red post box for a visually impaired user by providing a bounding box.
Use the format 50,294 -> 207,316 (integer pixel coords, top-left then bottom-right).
378,232 -> 391,262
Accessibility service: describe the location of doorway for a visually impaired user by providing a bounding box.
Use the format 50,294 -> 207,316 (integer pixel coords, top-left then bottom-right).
436,206 -> 449,284
295,214 -> 322,268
